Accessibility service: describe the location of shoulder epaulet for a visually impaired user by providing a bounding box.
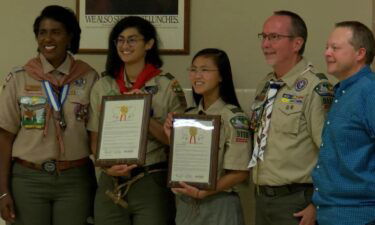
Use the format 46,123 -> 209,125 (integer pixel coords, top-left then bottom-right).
184,107 -> 196,113
162,73 -> 175,80
314,73 -> 328,80
11,66 -> 25,74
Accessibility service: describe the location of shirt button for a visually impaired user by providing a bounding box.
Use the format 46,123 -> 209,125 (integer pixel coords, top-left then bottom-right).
321,143 -> 324,147
334,99 -> 338,103
315,187 -> 319,191
327,121 -> 330,125
317,206 -> 320,210
316,165 -> 320,169
342,90 -> 346,94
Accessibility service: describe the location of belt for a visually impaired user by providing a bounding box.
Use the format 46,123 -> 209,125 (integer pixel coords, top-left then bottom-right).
257,183 -> 313,197
14,157 -> 90,173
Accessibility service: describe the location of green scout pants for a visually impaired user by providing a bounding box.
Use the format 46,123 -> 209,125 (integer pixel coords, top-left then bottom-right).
94,171 -> 176,225
11,162 -> 97,225
176,192 -> 245,225
255,185 -> 314,225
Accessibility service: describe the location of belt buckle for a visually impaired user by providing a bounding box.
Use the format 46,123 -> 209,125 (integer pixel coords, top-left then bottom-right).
264,186 -> 276,197
42,160 -> 56,173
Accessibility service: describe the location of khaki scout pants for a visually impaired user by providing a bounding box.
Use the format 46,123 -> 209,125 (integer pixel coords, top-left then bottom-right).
11,162 -> 97,225
175,192 -> 245,225
255,186 -> 314,225
94,171 -> 175,225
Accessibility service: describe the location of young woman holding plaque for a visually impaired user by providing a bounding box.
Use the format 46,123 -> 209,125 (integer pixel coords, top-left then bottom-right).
164,48 -> 250,225
87,16 -> 186,225
0,5 -> 98,225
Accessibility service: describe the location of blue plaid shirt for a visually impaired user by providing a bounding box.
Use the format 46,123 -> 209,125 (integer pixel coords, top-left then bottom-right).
312,66 -> 375,224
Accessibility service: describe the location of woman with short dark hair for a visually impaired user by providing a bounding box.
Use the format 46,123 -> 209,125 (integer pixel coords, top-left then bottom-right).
0,5 -> 98,225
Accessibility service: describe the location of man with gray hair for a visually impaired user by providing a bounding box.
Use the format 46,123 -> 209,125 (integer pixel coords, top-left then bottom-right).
249,10 -> 333,225
312,21 -> 375,225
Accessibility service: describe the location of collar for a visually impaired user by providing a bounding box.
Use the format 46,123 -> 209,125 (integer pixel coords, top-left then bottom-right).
267,58 -> 313,88
144,74 -> 157,87
197,98 -> 226,114
39,53 -> 71,75
334,65 -> 372,93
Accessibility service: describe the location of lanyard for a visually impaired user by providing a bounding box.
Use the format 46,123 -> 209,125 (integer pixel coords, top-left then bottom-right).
42,81 -> 69,112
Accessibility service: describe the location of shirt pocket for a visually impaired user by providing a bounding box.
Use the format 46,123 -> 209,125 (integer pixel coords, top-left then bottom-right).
19,96 -> 47,129
273,104 -> 303,134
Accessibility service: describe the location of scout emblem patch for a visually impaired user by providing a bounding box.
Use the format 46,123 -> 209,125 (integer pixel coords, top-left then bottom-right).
70,78 -> 86,96
314,81 -> 334,110
20,96 -> 47,129
74,78 -> 86,87
230,116 -> 249,130
295,78 -> 308,91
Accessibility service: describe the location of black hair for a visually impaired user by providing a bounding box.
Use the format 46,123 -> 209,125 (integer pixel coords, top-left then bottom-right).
33,5 -> 81,54
191,48 -> 240,108
105,16 -> 163,77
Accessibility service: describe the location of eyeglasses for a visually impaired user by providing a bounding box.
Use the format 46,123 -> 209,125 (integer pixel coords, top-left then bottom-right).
187,67 -> 219,74
257,33 -> 294,42
114,37 -> 144,47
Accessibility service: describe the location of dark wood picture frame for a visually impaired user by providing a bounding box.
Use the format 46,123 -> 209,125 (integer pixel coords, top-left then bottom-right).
168,114 -> 221,190
95,94 -> 152,167
76,0 -> 190,54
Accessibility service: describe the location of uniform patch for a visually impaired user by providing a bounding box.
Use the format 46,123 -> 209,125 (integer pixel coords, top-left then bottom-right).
314,82 -> 334,110
230,116 -> 249,130
25,85 -> 42,92
281,94 -> 304,104
2,73 -> 14,89
20,96 -> 47,129
295,79 -> 308,91
235,130 -> 249,143
74,78 -> 86,87
74,103 -> 89,122
170,79 -> 187,107
314,82 -> 334,97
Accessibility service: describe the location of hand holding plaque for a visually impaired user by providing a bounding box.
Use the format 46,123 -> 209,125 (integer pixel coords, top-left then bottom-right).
168,114 -> 221,190
95,94 -> 152,167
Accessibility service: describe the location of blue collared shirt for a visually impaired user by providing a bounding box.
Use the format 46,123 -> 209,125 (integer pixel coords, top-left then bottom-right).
312,66 -> 375,208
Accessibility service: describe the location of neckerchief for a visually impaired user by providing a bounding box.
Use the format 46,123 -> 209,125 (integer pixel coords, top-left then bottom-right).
115,64 -> 161,94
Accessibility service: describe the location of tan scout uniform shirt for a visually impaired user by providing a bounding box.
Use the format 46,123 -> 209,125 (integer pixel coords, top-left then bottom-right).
0,55 -> 98,163
87,73 -> 187,166
250,58 -> 333,186
187,98 -> 250,187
